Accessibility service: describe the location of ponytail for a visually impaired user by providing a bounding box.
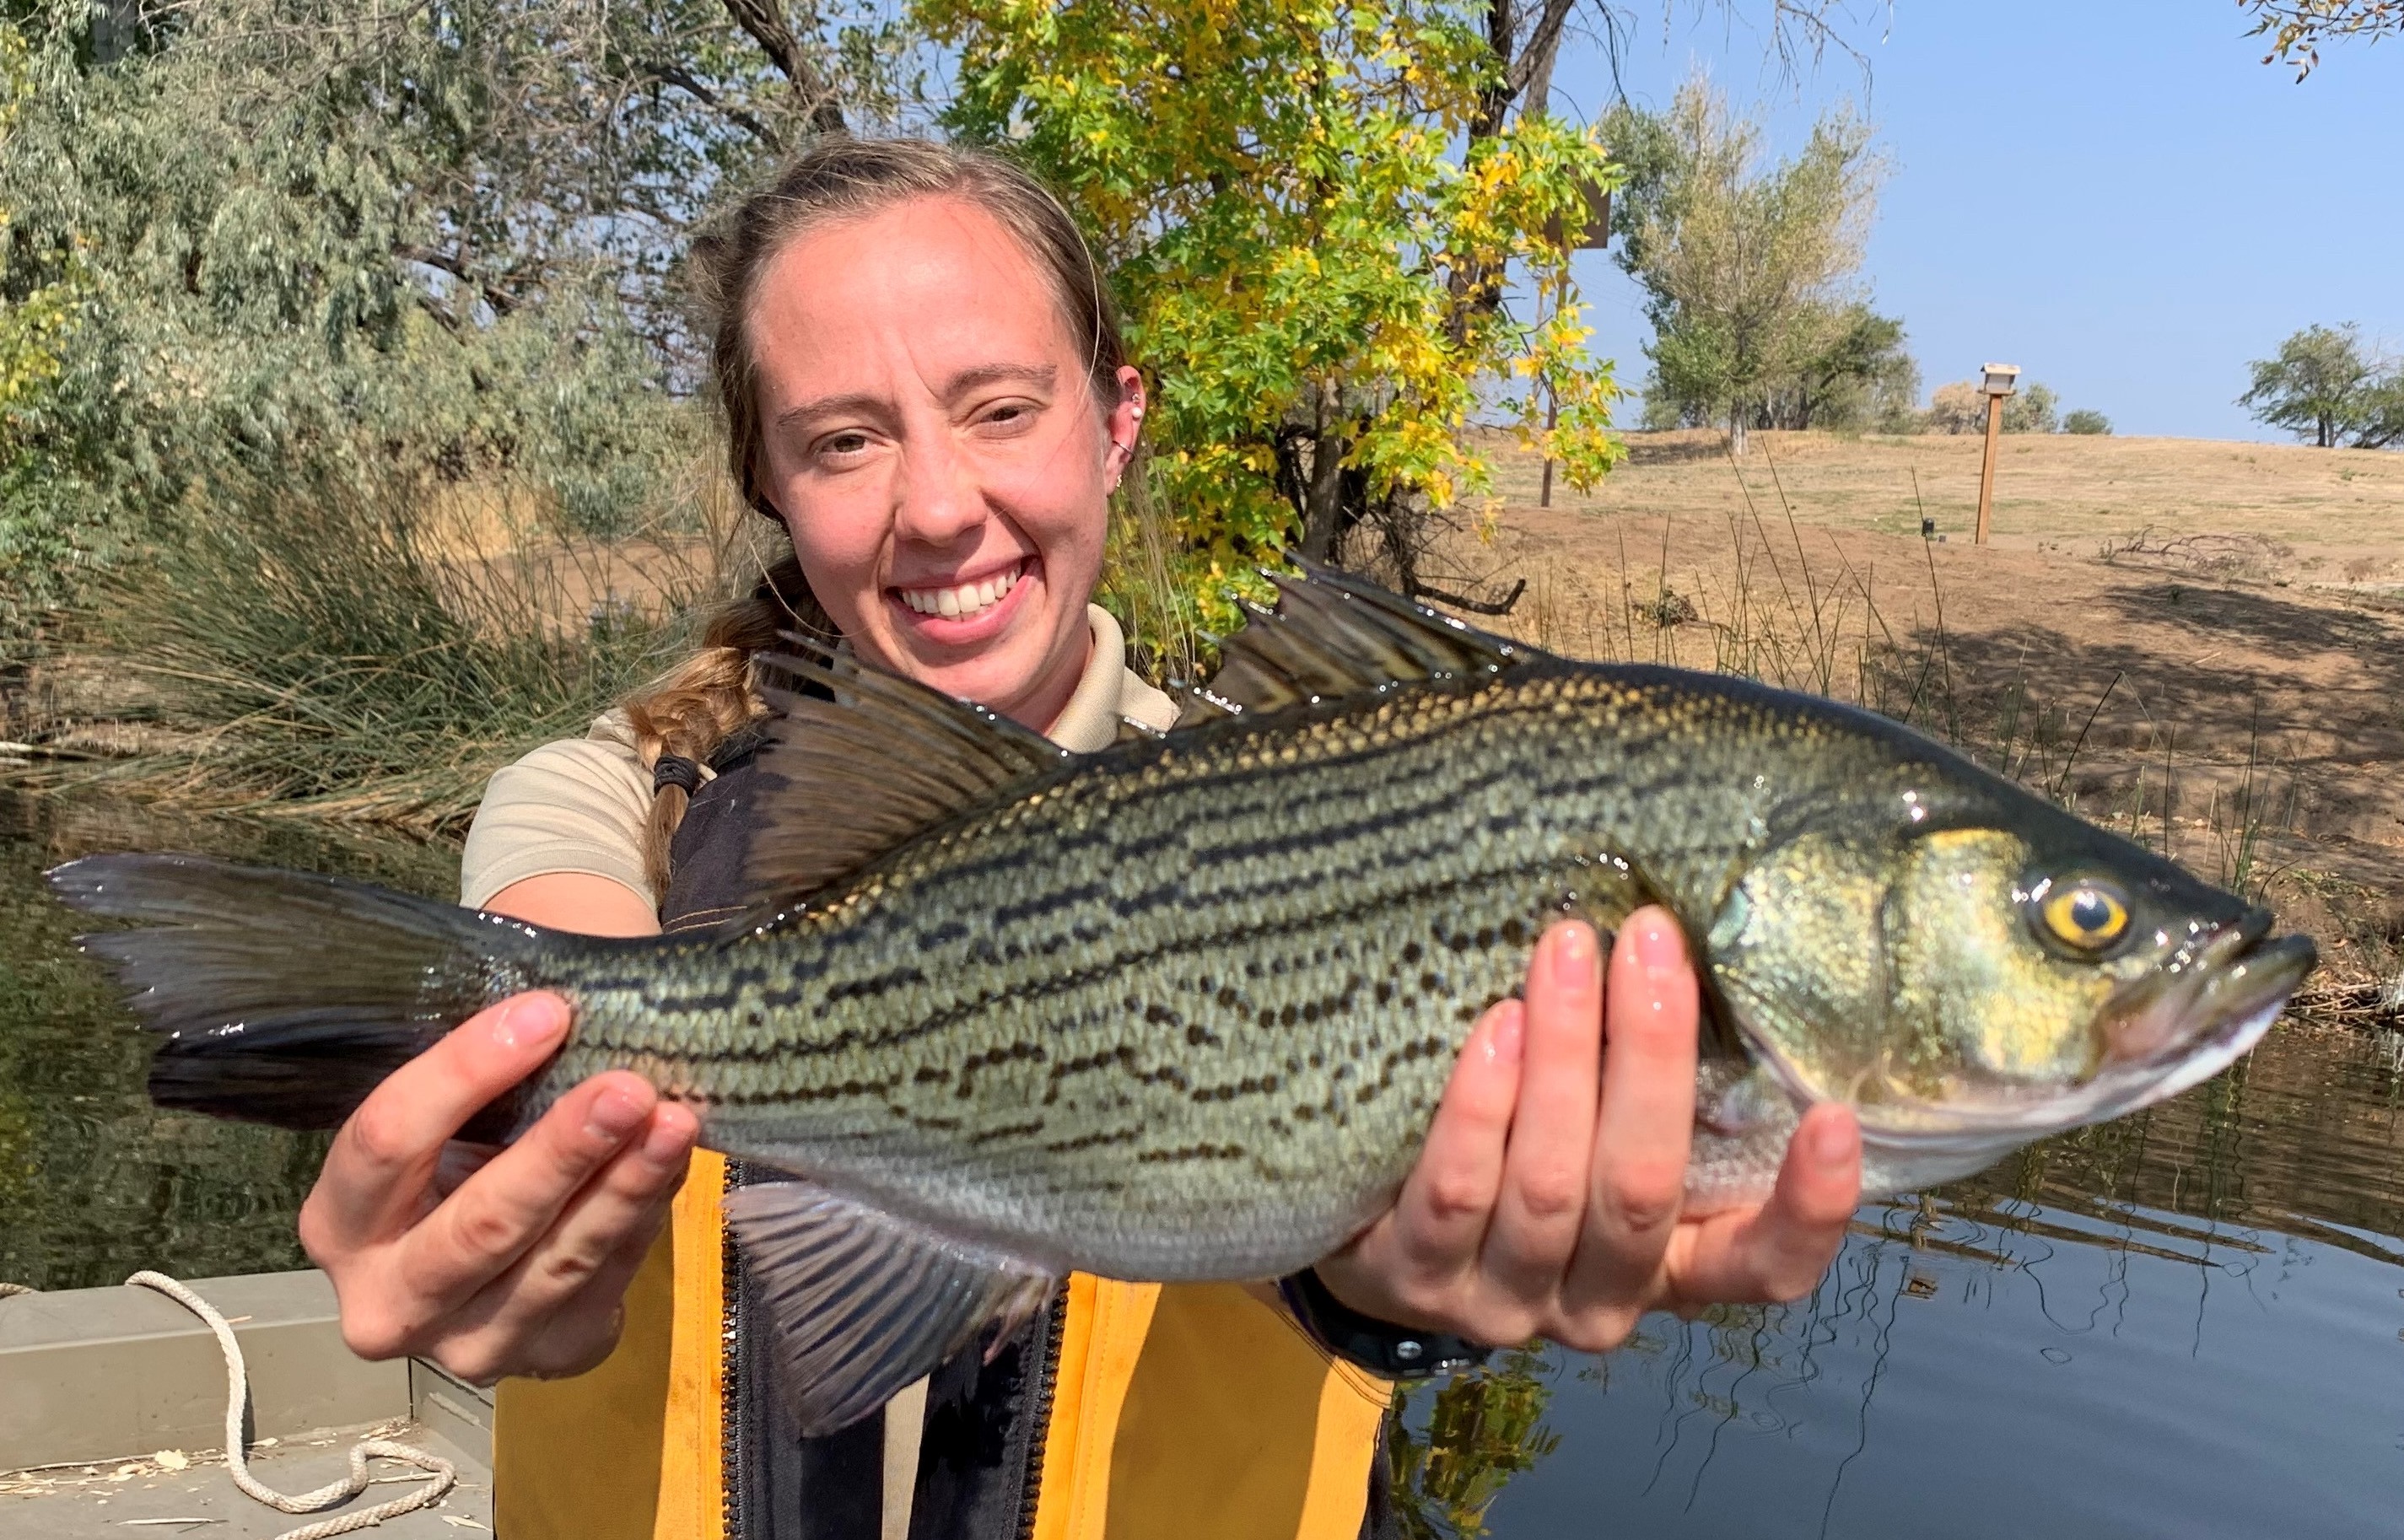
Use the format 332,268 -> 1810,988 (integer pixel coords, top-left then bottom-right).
621,554 -> 831,900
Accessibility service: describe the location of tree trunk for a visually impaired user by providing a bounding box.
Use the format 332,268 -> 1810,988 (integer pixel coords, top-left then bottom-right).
1728,412 -> 1749,458
2319,413 -> 2332,449
1301,380 -> 1349,562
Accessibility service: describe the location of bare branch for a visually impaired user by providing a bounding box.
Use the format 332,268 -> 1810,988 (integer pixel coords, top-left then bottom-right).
718,0 -> 850,137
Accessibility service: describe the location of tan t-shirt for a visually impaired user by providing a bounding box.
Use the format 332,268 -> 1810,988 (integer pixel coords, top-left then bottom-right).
460,605 -> 1178,909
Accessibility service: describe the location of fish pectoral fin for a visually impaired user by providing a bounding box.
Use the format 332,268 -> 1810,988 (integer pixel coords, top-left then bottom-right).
724,1180 -> 1057,1438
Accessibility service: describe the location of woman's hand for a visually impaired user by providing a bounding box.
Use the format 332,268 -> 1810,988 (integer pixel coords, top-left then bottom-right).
1314,911 -> 1861,1354
297,991 -> 700,1384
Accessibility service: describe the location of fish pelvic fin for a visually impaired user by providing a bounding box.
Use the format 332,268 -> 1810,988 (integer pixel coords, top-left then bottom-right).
46,853 -> 550,1134
1189,557 -> 1550,724
747,639 -> 1071,904
724,1180 -> 1057,1438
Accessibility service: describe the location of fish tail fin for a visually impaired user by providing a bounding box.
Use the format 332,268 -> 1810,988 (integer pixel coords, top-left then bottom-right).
46,853 -> 552,1135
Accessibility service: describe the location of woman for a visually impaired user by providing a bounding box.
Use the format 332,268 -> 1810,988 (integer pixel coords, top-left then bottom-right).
296,139 -> 1863,1539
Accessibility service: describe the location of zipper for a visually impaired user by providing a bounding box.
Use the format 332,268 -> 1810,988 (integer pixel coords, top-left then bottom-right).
1013,1293 -> 1069,1540
720,1158 -> 748,1540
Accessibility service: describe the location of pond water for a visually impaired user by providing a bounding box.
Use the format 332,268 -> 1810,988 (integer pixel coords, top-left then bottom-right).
4,789 -> 2401,1536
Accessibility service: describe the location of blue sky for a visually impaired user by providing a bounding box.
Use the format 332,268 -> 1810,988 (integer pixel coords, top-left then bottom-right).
1545,3 -> 2404,441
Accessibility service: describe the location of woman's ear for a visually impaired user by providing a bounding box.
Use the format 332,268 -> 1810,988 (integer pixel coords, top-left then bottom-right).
1105,364 -> 1146,490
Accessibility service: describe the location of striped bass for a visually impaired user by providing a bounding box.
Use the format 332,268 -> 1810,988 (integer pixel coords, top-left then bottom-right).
48,563 -> 2315,1433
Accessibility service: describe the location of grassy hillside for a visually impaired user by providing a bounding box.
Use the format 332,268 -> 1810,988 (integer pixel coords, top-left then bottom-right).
1453,430 -> 2404,995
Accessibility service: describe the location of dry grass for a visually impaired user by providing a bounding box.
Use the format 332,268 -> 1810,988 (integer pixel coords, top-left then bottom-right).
1483,428 -> 2404,590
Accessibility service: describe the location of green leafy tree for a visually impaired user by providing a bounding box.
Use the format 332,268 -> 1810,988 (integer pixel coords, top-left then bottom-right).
2238,323 -> 2393,447
925,0 -> 1625,617
1764,303 -> 1917,430
2063,407 -> 2113,435
0,0 -> 910,618
1605,77 -> 1884,455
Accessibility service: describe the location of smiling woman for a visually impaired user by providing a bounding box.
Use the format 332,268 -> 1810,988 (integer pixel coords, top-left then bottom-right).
272,137 -> 1860,1540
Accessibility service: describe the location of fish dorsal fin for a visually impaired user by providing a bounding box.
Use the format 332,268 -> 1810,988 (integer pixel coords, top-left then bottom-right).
1188,559 -> 1542,724
747,638 -> 1070,901
725,1179 -> 1057,1437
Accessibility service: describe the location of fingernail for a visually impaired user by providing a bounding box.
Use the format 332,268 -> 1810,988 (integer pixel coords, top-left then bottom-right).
1488,1005 -> 1525,1066
490,994 -> 566,1053
1808,1112 -> 1859,1167
1632,911 -> 1685,977
642,1109 -> 693,1163
586,1086 -> 649,1143
1551,922 -> 1594,988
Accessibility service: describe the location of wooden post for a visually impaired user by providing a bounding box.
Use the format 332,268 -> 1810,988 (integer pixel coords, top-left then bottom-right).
1974,391 -> 2004,545
1539,388 -> 1560,508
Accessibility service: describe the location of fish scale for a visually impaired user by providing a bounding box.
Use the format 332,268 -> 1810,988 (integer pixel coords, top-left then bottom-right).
49,563 -> 2314,1436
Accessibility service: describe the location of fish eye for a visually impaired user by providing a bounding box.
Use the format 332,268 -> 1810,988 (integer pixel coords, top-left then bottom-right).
2034,880 -> 2132,954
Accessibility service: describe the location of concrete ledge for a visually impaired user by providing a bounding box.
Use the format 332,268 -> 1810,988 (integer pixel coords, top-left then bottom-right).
0,1271 -> 407,1471
408,1359 -> 495,1469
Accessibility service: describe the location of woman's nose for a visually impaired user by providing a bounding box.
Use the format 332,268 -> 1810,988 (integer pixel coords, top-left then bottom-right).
892,433 -> 985,547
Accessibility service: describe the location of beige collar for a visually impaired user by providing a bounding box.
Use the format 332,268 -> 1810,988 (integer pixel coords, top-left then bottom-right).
1046,605 -> 1179,751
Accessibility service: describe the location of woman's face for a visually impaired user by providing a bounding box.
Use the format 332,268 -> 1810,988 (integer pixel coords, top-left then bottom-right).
746,196 -> 1141,730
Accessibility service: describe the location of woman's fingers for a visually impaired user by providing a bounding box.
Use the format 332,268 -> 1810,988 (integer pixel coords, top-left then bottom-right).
433,1106 -> 698,1384
1561,908 -> 1699,1323
1481,921 -> 1605,1306
302,993 -> 571,1257
393,1071 -> 664,1317
1666,1104 -> 1861,1306
1392,999 -> 1525,1273
1308,1000 -> 1523,1331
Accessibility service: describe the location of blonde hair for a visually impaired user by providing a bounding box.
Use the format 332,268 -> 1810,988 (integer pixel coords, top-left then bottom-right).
623,138 -> 1135,900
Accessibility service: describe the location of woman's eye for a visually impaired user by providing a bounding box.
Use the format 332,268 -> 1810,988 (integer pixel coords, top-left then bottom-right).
817,432 -> 871,460
2036,881 -> 2132,953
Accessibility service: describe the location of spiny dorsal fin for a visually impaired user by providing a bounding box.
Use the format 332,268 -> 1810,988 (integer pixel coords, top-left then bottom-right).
747,638 -> 1070,902
1183,558 -> 1543,724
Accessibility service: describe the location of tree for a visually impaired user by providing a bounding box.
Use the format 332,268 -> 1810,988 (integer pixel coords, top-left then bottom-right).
2240,1 -> 2402,78
2238,324 -> 2394,447
925,0 -> 1625,614
2002,380 -> 2058,433
2063,408 -> 2112,435
0,0 -> 911,617
1604,78 -> 1883,455
1767,304 -> 1918,430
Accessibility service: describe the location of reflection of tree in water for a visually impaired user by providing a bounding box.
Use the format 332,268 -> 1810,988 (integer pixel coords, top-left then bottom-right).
1386,1349 -> 1562,1539
1393,1021 -> 2404,1531
0,792 -> 455,1289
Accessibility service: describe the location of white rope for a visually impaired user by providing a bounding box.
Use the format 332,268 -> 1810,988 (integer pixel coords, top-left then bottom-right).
122,1271 -> 457,1540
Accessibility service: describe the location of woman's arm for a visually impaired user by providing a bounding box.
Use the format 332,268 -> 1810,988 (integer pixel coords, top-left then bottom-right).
296,872 -> 701,1382
1314,910 -> 1862,1354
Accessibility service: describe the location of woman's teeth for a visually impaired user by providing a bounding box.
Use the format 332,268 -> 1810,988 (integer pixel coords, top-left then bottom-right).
899,565 -> 1021,620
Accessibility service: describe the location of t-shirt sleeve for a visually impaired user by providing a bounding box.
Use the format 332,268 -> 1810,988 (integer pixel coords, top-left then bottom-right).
459,717 -> 655,910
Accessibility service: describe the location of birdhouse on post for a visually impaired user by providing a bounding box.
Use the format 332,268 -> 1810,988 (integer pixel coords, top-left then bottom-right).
1975,363 -> 2021,545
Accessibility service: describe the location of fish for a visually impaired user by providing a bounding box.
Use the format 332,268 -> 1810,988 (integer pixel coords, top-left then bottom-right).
45,563 -> 2315,1434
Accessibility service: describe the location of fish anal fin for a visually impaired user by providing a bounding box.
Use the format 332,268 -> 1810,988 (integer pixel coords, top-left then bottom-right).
746,641 -> 1070,902
724,1180 -> 1058,1438
1196,559 -> 1548,719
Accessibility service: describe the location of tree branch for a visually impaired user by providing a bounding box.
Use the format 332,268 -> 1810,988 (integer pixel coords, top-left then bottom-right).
718,0 -> 849,137
640,57 -> 783,148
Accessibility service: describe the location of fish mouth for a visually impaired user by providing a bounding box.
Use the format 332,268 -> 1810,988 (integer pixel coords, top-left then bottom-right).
1856,913 -> 2315,1155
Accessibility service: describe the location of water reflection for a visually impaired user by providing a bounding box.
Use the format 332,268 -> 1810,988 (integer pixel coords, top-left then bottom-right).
0,789 -> 454,1289
1397,1025 -> 2404,1539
